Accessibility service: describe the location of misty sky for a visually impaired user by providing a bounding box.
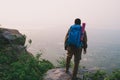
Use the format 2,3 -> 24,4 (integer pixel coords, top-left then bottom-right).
0,0 -> 120,28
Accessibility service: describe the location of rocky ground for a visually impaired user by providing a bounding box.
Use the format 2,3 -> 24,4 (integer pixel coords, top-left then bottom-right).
43,68 -> 97,80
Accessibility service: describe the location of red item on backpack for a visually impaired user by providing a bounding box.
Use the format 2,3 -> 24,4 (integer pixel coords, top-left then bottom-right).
81,23 -> 86,41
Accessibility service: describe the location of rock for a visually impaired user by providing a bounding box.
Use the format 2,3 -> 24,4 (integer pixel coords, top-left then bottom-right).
0,27 -> 28,56
44,67 -> 99,80
0,27 -> 33,66
0,28 -> 26,46
44,68 -> 72,80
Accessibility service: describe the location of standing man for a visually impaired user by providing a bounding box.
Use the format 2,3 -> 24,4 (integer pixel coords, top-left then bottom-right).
64,18 -> 87,80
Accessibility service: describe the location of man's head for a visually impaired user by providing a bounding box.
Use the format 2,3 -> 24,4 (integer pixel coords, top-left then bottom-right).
75,18 -> 81,25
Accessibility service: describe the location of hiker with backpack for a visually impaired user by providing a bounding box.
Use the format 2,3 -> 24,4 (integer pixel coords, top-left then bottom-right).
64,18 -> 87,80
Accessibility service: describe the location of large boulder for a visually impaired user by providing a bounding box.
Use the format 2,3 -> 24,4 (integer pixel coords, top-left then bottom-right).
0,28 -> 26,45
0,28 -> 26,47
44,68 -> 72,80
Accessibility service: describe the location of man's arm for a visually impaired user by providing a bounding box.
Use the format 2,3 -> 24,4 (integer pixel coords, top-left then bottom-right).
64,29 -> 69,50
84,31 -> 87,47
82,31 -> 88,53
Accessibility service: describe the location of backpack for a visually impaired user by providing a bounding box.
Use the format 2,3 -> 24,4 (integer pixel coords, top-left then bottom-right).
66,25 -> 82,48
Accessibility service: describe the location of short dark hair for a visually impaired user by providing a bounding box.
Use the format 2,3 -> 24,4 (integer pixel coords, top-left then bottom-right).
75,18 -> 81,25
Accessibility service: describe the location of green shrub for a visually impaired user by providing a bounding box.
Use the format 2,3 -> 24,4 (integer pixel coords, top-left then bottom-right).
83,70 -> 106,80
105,69 -> 120,80
0,50 -> 54,80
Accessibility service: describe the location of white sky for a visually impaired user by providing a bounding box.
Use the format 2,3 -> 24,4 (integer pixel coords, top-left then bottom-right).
0,0 -> 120,28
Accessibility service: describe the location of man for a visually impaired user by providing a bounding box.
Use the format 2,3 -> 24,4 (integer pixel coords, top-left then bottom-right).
64,18 -> 87,80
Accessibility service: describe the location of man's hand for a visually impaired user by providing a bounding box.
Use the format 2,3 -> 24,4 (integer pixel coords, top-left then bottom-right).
83,48 -> 87,54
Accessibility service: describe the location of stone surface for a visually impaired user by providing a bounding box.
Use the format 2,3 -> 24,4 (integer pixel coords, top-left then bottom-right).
44,67 -> 99,80
0,28 -> 26,46
0,27 -> 28,56
44,68 -> 72,80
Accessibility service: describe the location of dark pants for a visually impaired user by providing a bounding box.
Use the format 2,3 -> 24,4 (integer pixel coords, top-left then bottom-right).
66,46 -> 82,79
